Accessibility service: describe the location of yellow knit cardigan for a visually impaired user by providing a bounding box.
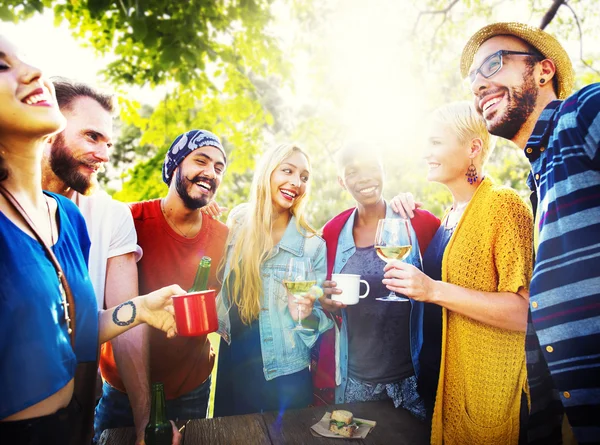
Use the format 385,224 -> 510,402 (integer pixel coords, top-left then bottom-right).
430,177 -> 533,445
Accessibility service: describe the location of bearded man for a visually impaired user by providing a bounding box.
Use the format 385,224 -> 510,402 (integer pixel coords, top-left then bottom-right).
94,130 -> 229,437
462,23 -> 600,445
40,79 -> 159,444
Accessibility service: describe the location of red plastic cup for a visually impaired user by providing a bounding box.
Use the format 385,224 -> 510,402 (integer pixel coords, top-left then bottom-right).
172,289 -> 218,337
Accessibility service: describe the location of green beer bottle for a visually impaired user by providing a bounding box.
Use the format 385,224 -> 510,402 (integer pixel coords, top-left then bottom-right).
145,382 -> 173,445
189,256 -> 211,292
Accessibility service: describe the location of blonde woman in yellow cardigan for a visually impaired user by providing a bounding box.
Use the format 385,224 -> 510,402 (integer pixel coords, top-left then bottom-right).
384,101 -> 533,445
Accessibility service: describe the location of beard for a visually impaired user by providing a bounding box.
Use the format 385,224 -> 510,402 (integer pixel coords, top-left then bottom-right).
49,133 -> 99,196
175,168 -> 215,210
478,72 -> 538,140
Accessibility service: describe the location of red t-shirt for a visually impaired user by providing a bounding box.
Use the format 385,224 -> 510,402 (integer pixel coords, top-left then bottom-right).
99,199 -> 228,399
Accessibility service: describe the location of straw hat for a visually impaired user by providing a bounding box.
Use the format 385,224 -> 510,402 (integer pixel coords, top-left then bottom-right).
461,22 -> 574,99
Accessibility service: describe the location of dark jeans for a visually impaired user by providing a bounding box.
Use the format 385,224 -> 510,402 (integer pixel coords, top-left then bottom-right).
0,398 -> 81,445
93,377 -> 211,443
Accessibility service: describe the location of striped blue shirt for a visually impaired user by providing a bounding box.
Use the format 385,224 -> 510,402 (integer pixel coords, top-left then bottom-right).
525,83 -> 600,444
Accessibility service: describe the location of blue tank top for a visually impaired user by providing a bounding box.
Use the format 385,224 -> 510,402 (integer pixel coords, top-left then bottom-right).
0,192 -> 98,419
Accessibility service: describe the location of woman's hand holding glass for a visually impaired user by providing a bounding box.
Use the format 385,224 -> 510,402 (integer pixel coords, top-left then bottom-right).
286,290 -> 317,324
382,261 -> 437,303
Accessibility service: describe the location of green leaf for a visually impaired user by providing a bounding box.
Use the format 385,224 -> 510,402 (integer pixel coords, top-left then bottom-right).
143,29 -> 159,48
178,70 -> 190,85
0,5 -> 14,21
131,18 -> 148,41
87,0 -> 110,17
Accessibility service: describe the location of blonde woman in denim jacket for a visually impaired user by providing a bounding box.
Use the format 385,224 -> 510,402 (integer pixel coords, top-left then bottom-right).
214,144 -> 333,416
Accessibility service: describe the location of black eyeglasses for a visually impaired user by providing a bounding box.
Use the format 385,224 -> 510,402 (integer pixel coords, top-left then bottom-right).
467,50 -> 539,84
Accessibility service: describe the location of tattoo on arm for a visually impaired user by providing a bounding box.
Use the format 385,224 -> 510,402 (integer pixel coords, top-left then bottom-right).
112,301 -> 137,327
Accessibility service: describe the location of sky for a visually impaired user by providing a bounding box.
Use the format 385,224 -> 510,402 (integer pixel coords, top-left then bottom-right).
2,13 -> 110,85
1,12 -> 165,104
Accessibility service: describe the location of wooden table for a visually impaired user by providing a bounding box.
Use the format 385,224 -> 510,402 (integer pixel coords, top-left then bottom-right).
99,400 -> 429,444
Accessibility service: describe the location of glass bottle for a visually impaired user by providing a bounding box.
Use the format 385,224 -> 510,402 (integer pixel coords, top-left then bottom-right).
144,382 -> 173,445
189,256 -> 211,292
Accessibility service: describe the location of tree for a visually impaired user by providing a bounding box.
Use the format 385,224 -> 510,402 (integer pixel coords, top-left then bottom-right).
113,66 -> 276,202
99,104 -> 156,191
1,0 -> 286,86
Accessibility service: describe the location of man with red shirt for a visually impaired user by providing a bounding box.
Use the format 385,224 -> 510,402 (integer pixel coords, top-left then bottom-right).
95,130 -> 229,438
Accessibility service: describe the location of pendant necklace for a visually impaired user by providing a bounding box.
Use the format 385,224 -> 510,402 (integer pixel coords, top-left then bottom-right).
45,195 -> 72,335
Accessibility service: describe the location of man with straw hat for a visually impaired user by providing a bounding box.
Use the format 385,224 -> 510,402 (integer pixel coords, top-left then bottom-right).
462,22 -> 600,444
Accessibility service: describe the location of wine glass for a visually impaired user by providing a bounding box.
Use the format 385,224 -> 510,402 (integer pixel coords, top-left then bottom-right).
374,218 -> 413,302
283,257 -> 316,332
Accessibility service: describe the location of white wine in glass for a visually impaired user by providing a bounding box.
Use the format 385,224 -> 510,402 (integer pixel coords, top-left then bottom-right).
375,245 -> 412,262
283,257 -> 316,331
375,218 -> 413,302
283,280 -> 317,296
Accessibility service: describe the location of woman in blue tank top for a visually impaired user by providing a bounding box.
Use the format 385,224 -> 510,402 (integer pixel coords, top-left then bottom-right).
0,35 -> 185,445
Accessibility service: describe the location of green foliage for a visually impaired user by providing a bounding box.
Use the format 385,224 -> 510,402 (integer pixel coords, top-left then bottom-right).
114,70 -> 274,202
113,150 -> 166,202
5,0 -> 284,86
101,104 -> 156,185
0,0 -> 47,22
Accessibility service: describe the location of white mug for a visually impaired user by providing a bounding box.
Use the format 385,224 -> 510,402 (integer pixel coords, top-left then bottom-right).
331,273 -> 370,305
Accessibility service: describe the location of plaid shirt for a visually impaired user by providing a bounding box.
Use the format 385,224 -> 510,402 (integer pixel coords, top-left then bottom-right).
525,83 -> 600,444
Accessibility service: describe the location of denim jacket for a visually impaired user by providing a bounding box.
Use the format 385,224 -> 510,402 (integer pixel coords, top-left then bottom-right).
333,204 -> 424,403
217,211 -> 333,381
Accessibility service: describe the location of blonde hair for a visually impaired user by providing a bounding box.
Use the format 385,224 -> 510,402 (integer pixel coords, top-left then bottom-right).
432,101 -> 497,165
224,143 -> 317,325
